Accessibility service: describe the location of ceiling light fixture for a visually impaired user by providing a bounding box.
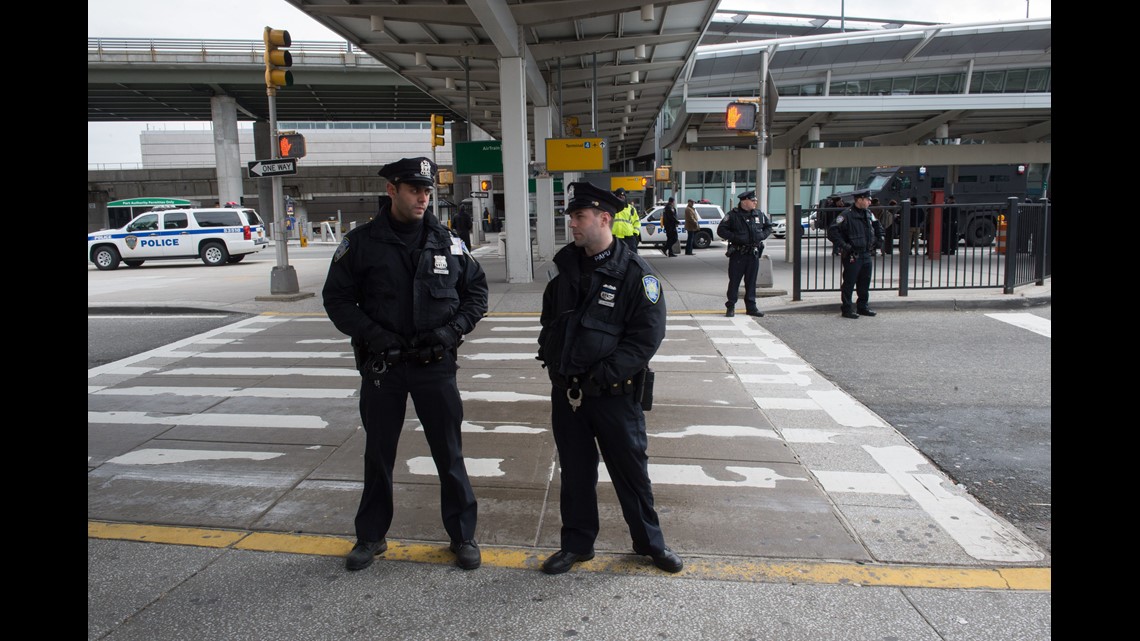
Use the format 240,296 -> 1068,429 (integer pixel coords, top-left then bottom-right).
634,44 -> 647,59
415,52 -> 427,67
630,70 -> 640,83
627,90 -> 636,101
370,16 -> 385,32
641,4 -> 654,21
445,77 -> 455,89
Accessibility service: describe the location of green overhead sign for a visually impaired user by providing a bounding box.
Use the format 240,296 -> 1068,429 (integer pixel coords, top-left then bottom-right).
455,140 -> 503,174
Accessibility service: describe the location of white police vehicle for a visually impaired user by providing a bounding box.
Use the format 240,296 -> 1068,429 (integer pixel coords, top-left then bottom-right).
88,206 -> 269,270
638,202 -> 725,250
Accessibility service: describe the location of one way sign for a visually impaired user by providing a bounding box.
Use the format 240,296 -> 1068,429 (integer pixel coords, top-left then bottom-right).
248,158 -> 298,178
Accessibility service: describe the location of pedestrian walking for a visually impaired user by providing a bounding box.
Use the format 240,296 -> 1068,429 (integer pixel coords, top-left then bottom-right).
535,181 -> 683,576
452,204 -> 474,250
322,156 -> 489,572
716,190 -> 772,317
683,199 -> 700,255
660,197 -> 679,256
827,189 -> 885,319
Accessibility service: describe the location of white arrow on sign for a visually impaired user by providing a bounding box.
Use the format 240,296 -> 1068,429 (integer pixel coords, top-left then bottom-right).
248,158 -> 298,178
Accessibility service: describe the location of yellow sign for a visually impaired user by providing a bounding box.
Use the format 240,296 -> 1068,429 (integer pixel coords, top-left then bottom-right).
610,175 -> 649,192
655,167 -> 670,181
545,137 -> 607,172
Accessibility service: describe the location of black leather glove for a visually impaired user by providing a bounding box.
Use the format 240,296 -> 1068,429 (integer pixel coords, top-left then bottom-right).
365,326 -> 405,355
414,324 -> 461,350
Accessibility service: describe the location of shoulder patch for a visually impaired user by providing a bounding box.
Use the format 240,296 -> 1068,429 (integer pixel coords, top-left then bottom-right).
333,237 -> 350,262
835,214 -> 844,224
642,275 -> 661,304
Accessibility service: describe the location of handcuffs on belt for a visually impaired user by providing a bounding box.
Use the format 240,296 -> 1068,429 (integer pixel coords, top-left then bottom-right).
363,345 -> 447,387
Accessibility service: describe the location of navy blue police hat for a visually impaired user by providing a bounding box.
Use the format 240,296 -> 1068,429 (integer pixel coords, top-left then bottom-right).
565,182 -> 624,216
852,189 -> 872,199
377,157 -> 437,186
738,190 -> 757,201
613,187 -> 627,197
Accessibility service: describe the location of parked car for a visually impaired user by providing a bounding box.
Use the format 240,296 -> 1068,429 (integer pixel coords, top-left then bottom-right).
773,213 -> 828,239
88,206 -> 269,270
638,202 -> 725,250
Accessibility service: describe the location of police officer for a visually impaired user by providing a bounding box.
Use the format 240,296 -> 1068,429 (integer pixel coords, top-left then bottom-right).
716,190 -> 773,317
827,189 -> 886,319
610,188 -> 640,253
536,181 -> 682,576
322,156 -> 489,572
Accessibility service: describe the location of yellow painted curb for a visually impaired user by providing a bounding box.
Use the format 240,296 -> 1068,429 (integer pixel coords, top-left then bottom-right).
89,522 -> 1050,591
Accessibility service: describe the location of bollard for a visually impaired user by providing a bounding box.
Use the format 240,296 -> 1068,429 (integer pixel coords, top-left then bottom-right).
757,255 -> 773,288
497,232 -> 507,255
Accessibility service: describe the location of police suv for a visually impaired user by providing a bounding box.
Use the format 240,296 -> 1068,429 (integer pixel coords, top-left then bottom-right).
638,202 -> 725,250
87,206 -> 269,270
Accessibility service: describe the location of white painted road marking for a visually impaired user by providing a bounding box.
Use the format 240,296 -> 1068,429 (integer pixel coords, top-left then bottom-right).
89,411 -> 328,429
985,312 -> 1051,338
106,448 -> 284,465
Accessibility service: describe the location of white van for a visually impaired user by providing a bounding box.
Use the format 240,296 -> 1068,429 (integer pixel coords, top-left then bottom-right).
638,202 -> 725,250
87,207 -> 269,270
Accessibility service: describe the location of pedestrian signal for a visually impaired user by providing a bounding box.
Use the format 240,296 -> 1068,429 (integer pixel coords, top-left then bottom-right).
278,133 -> 306,158
725,102 -> 757,131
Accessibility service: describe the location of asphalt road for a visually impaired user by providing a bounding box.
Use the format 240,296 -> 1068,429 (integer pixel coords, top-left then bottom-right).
760,306 -> 1052,553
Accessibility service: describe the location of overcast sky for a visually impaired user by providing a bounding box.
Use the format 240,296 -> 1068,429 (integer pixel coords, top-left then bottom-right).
88,0 -> 1052,166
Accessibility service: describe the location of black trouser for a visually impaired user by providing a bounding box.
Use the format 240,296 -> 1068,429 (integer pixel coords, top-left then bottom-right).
355,357 -> 477,543
664,228 -> 678,255
549,387 -> 666,555
726,247 -> 761,311
882,226 -> 894,254
840,251 -> 874,312
623,235 -> 639,253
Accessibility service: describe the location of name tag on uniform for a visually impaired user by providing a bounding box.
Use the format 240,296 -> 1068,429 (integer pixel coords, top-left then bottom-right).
434,255 -> 449,274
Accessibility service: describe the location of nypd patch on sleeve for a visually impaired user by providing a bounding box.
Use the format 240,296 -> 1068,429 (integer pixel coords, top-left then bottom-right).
642,275 -> 661,304
333,237 -> 350,262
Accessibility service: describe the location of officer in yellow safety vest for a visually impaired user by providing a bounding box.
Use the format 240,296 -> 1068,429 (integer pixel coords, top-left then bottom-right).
611,188 -> 640,253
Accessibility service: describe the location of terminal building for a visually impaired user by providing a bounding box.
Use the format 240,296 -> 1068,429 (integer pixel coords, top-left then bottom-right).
89,8 -> 1050,275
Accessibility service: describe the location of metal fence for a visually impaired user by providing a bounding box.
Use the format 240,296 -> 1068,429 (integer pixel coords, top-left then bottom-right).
792,197 -> 1051,300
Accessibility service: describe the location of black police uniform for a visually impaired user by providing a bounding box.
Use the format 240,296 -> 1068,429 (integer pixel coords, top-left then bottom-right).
322,157 -> 489,548
716,191 -> 772,316
826,193 -> 886,317
537,183 -> 670,559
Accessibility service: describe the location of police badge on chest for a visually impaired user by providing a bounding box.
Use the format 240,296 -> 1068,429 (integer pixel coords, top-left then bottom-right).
433,255 -> 450,274
597,283 -> 617,307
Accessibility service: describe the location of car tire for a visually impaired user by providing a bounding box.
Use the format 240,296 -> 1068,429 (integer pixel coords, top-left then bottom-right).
93,246 -> 121,271
965,217 -> 997,247
123,260 -> 145,268
693,231 -> 713,250
201,241 -> 229,266
226,254 -> 245,264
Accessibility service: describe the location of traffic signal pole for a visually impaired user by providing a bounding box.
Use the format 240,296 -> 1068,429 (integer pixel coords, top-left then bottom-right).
264,27 -> 299,295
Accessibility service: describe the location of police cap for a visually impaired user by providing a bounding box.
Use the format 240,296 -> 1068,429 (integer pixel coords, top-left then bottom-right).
377,157 -> 437,186
738,190 -> 757,201
613,187 -> 627,197
565,182 -> 623,216
851,189 -> 872,200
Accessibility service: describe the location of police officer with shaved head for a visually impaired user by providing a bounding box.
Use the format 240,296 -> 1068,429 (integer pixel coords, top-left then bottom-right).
323,157 -> 489,572
536,181 -> 682,576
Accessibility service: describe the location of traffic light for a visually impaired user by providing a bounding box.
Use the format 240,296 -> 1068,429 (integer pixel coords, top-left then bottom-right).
264,27 -> 293,90
430,114 -> 445,148
725,101 -> 757,130
278,133 -> 306,158
480,179 -> 492,191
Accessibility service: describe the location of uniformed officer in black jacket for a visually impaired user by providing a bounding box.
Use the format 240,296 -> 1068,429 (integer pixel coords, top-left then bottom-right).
827,189 -> 886,319
716,190 -> 772,317
323,157 -> 489,571
536,181 -> 683,576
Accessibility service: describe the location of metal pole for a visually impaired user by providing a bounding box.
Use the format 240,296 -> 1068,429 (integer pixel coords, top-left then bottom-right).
267,89 -> 299,294
757,49 -> 770,214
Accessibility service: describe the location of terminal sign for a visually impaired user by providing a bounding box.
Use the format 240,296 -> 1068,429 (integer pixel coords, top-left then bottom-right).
545,138 -> 607,172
